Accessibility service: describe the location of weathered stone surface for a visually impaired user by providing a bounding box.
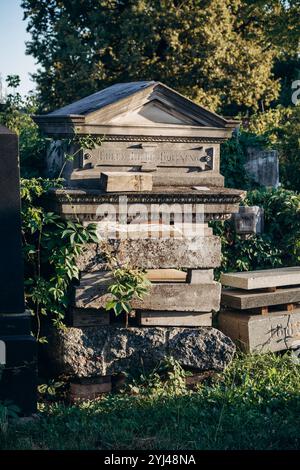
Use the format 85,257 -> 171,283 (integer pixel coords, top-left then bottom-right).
219,308 -> 300,353
74,271 -> 221,312
244,148 -> 279,189
100,171 -> 153,192
137,311 -> 212,327
221,267 -> 300,290
45,326 -> 236,377
221,286 -> 300,310
76,236 -> 221,270
187,269 -> 214,284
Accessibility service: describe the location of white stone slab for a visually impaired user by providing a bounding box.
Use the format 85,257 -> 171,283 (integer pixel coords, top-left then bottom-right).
221,267 -> 300,290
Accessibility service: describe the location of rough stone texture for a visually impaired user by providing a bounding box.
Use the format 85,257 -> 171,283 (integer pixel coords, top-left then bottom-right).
76,236 -> 221,270
45,326 -> 236,377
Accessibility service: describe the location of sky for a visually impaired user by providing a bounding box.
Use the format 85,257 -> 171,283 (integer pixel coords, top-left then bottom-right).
0,0 -> 37,96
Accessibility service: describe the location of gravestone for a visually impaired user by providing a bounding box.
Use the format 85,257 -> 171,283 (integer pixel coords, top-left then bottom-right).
0,125 -> 37,415
245,148 -> 279,188
35,82 -> 244,384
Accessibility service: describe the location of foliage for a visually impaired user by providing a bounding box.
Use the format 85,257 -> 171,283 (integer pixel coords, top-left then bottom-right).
221,105 -> 300,193
220,129 -> 269,190
247,105 -> 300,191
1,353 -> 300,449
127,357 -> 189,397
21,178 -> 98,341
211,187 -> 300,276
0,75 -> 47,177
38,380 -> 65,400
105,261 -> 151,323
20,0 -> 300,113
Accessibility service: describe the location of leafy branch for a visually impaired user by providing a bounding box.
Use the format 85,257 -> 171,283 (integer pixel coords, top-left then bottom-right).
105,255 -> 151,327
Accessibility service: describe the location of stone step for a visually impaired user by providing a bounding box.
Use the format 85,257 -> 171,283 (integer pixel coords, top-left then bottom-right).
74,271 -> 221,312
221,286 -> 300,310
218,308 -> 300,353
221,267 -> 300,290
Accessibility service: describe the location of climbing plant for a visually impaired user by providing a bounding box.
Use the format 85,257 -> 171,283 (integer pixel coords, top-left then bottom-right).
21,178 -> 98,342
105,260 -> 151,326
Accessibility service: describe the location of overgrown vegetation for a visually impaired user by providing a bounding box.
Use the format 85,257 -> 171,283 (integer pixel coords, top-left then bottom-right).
212,187 -> 300,276
21,178 -> 98,340
1,354 -> 300,450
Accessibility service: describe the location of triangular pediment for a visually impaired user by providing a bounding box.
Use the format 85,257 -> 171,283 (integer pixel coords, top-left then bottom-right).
34,81 -> 239,138
85,83 -> 227,128
103,99 -> 201,126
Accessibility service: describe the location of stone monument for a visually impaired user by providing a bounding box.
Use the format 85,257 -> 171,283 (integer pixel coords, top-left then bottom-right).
0,125 -> 37,415
35,82 -> 244,397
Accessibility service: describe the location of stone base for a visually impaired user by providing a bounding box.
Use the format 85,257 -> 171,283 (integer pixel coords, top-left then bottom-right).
45,326 -> 236,377
0,312 -> 37,415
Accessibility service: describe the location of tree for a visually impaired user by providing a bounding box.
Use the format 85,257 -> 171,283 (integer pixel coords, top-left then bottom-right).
0,75 -> 47,176
21,0 -> 299,113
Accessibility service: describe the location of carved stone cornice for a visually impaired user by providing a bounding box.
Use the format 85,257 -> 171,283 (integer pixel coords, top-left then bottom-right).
42,187 -> 244,223
46,189 -> 243,206
103,135 -> 227,144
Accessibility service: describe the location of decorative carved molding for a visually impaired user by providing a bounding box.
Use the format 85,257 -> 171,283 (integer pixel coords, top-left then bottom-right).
58,212 -> 232,222
47,192 -> 242,206
104,135 -> 227,144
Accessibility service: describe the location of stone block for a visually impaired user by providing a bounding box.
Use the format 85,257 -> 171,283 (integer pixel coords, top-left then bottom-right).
100,171 -> 153,192
70,308 -> 110,327
221,267 -> 300,290
233,206 -> 264,235
218,308 -> 300,353
187,269 -> 214,284
70,376 -> 111,401
45,326 -> 236,377
137,311 -> 212,327
74,272 -> 221,312
76,236 -> 221,270
221,287 -> 300,310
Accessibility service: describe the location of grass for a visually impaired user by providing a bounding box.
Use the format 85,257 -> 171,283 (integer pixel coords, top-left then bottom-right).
1,353 -> 300,450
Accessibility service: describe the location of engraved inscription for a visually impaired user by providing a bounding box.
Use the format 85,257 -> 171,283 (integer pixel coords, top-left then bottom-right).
83,146 -> 214,170
271,320 -> 300,340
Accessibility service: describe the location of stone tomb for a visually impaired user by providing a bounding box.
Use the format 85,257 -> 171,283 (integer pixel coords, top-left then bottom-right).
35,82 -> 244,397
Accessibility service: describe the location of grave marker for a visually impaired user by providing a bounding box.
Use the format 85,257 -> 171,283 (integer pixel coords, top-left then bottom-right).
0,125 -> 37,415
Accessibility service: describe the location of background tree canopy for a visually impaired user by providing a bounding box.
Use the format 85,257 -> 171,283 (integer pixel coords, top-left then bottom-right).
21,0 -> 300,113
